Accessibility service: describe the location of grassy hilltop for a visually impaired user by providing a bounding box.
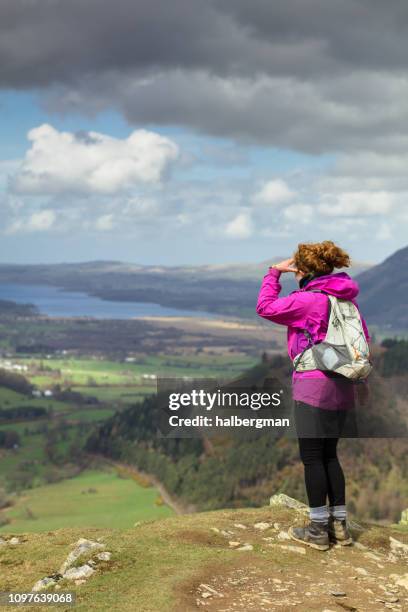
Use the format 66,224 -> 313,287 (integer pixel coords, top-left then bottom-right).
1,502 -> 407,611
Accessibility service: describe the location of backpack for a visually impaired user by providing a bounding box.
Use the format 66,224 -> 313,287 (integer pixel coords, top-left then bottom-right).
292,290 -> 372,380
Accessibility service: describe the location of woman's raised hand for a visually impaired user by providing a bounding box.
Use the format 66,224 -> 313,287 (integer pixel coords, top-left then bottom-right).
270,258 -> 298,273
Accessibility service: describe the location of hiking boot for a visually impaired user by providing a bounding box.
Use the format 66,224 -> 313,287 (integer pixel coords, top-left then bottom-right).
328,516 -> 353,546
288,521 -> 329,551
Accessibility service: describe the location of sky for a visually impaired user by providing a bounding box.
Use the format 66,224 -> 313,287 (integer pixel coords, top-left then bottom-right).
0,0 -> 407,266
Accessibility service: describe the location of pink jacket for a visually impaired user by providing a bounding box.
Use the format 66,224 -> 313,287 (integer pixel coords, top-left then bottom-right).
256,268 -> 370,382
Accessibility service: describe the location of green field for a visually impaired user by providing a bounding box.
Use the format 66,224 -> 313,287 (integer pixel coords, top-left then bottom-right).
0,351 -> 257,531
0,469 -> 173,533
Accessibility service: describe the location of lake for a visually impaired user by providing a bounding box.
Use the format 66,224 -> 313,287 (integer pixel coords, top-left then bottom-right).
0,283 -> 215,320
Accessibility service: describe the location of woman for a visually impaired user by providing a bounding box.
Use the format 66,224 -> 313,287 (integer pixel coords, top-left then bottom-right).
256,240 -> 370,551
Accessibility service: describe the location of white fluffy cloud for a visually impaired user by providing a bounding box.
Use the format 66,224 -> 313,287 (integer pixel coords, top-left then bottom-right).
317,191 -> 394,216
252,179 -> 295,206
225,212 -> 254,238
10,124 -> 179,195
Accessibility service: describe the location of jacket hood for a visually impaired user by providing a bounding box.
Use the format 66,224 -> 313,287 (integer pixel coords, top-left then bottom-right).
303,272 -> 359,300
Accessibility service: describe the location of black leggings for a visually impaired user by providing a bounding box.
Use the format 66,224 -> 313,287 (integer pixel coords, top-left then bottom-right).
297,437 -> 346,508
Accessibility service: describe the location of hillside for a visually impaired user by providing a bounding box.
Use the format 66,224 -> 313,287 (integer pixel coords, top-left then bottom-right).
87,351 -> 408,523
356,245 -> 408,330
1,498 -> 407,611
0,258 -> 371,320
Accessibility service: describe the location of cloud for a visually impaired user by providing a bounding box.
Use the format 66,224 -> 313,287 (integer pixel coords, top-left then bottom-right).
283,203 -> 314,222
6,209 -> 56,234
317,191 -> 394,216
0,2 -> 407,153
10,124 -> 179,195
253,179 -> 295,206
224,212 -> 254,238
95,213 -> 115,231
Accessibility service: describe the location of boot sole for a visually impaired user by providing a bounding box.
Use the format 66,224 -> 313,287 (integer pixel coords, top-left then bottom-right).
288,526 -> 329,551
330,537 -> 353,546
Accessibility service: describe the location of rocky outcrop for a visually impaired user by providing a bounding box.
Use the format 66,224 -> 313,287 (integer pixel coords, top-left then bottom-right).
32,538 -> 112,592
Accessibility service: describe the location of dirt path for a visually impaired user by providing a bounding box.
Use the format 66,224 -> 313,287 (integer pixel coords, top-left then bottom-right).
183,512 -> 408,611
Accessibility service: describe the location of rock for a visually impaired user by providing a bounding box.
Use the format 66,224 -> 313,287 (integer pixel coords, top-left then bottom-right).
389,536 -> 408,556
9,537 -> 19,545
273,522 -> 280,530
59,538 -> 104,574
269,494 -> 308,513
199,584 -> 223,597
236,543 -> 253,551
0,537 -> 6,546
355,567 -> 369,576
364,551 -> 383,562
352,541 -> 367,550
329,590 -> 346,597
278,544 -> 306,555
399,509 -> 408,525
32,577 -> 57,592
75,579 -> 86,585
254,522 -> 270,531
277,531 -> 291,541
390,573 -> 408,591
228,541 -> 240,547
96,551 -> 111,561
63,564 -> 95,581
210,527 -> 220,533
377,596 -> 400,604
234,523 -> 247,530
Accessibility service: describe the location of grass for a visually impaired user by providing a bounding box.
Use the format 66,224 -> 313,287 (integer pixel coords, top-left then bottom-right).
0,469 -> 173,533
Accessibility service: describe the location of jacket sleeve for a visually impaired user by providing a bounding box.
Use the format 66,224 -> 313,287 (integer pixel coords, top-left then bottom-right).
255,268 -> 309,327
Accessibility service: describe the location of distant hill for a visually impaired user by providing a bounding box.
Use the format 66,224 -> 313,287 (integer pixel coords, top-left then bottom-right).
356,245 -> 408,330
0,258 -> 372,320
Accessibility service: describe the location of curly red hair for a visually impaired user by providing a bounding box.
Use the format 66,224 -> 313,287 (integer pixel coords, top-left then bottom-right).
293,240 -> 350,275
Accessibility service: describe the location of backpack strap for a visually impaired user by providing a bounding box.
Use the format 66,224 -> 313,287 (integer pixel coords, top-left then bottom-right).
297,290 -> 332,357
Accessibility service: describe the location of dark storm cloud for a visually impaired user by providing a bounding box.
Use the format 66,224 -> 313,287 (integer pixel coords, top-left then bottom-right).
1,0 -> 408,151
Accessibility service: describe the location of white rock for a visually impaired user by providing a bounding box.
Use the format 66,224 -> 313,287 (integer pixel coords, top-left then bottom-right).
355,567 -> 369,576
278,544 -> 306,555
9,537 -> 19,545
32,577 -> 56,592
59,538 -> 104,574
390,573 -> 408,591
199,584 -> 223,597
63,564 -> 95,581
0,537 -> 6,546
75,579 -> 86,585
364,551 -> 383,562
96,551 -> 111,561
236,543 -> 253,551
269,494 -> 308,513
254,522 -> 270,531
234,523 -> 247,530
389,536 -> 408,556
228,541 -> 240,547
353,541 -> 367,550
277,531 -> 291,541
273,523 -> 281,530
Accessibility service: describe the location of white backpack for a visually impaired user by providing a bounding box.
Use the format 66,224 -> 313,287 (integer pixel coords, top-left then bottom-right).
293,291 -> 372,380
